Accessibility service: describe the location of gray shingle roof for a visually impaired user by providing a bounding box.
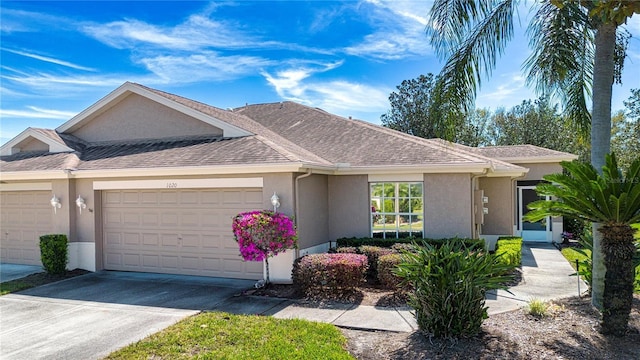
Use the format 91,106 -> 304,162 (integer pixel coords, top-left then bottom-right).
2,83 -> 567,175
472,145 -> 577,161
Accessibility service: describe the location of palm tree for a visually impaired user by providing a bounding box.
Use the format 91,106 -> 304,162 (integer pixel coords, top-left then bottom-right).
525,154 -> 640,335
426,0 -> 639,309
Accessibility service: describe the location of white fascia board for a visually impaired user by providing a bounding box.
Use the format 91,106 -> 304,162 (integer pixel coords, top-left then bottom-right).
0,182 -> 52,191
94,177 -> 263,190
0,128 -> 74,156
496,156 -> 578,164
56,82 -> 253,138
0,171 -> 70,181
330,164 -> 490,175
68,163 -> 305,179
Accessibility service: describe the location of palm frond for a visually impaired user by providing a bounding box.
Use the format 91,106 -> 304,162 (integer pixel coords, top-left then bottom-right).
526,154 -> 640,225
524,2 -> 594,136
430,0 -> 516,113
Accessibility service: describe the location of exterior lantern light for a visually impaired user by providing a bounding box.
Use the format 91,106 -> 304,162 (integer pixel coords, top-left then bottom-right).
50,195 -> 62,214
76,195 -> 87,214
270,192 -> 280,212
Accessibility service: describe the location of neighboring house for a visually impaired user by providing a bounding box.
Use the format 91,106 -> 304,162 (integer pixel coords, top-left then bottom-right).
0,82 -> 576,282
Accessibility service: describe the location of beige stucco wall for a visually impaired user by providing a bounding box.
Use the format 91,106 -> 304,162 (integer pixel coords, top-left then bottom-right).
16,137 -> 49,152
328,175 -> 370,240
479,177 -> 513,235
71,93 -> 223,143
517,163 -> 562,181
296,174 -> 329,249
424,173 -> 473,239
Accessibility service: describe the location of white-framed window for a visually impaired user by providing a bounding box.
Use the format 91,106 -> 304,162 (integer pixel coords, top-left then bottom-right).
370,182 -> 423,239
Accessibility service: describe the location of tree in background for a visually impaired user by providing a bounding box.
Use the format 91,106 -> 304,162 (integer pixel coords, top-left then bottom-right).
426,0 -> 639,311
487,97 -> 588,160
612,89 -> 640,172
381,74 -> 458,139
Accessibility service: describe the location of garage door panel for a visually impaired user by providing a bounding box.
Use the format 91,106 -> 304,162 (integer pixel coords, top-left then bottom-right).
103,188 -> 263,279
0,191 -> 52,266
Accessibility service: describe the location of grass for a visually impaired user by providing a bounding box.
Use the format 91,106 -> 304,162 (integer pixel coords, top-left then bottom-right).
105,311 -> 354,360
526,298 -> 549,318
0,270 -> 88,296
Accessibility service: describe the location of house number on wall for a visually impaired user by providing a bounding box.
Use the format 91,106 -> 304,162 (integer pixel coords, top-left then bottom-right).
166,182 -> 178,188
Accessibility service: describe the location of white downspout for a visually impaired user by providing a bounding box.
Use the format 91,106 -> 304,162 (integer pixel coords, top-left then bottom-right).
294,169 -> 313,258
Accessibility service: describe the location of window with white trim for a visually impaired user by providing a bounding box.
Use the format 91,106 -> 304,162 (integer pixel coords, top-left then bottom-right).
370,182 -> 423,239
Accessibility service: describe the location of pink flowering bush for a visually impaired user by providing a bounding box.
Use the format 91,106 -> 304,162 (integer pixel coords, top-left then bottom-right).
292,253 -> 368,297
232,210 -> 297,283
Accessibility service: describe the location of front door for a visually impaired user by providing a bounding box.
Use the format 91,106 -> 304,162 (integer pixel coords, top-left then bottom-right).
518,186 -> 550,242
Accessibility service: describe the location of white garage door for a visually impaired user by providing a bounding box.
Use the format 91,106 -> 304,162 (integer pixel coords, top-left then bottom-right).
102,188 -> 264,279
0,191 -> 53,266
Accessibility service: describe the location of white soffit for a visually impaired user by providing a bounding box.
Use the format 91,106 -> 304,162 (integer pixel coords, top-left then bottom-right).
368,174 -> 424,182
56,82 -> 253,138
93,177 -> 264,190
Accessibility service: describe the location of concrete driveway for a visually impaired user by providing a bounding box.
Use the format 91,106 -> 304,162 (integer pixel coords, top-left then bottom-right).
0,271 -> 257,360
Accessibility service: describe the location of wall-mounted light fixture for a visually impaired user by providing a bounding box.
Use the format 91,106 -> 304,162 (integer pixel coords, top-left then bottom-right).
270,192 -> 280,212
50,195 -> 62,214
76,195 -> 87,214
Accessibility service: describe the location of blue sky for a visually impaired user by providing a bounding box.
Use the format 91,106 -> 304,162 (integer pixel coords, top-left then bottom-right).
1,1 -> 639,145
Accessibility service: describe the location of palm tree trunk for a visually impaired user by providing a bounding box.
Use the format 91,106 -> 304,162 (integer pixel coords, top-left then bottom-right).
590,22 -> 617,310
599,223 -> 636,336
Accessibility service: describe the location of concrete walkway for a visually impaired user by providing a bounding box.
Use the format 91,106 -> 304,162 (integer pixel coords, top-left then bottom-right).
249,243 -> 586,333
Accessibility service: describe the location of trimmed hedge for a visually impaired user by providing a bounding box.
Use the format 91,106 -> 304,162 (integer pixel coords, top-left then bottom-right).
292,253 -> 368,297
495,237 -> 523,267
335,246 -> 358,254
377,253 -> 404,290
358,246 -> 396,277
39,234 -> 68,274
336,237 -> 486,251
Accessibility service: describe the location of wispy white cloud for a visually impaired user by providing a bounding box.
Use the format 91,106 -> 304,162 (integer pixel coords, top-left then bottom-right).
476,73 -> 532,109
343,0 -> 432,60
262,61 -> 389,113
2,48 -> 97,71
140,52 -> 274,82
0,8 -> 71,33
0,106 -> 77,120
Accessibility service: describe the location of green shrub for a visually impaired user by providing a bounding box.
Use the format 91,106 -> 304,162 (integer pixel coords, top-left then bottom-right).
495,237 -> 523,267
358,246 -> 396,278
39,234 -> 68,275
292,254 -> 368,297
390,243 -> 418,252
337,237 -> 485,251
335,246 -> 358,254
395,240 -> 514,338
377,253 -> 404,290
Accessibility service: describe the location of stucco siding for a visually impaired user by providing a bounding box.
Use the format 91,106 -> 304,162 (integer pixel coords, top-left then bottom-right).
71,93 -> 223,143
328,175 -> 370,240
16,137 -> 49,152
517,163 -> 562,181
479,177 -> 513,235
424,173 -> 472,239
296,174 -> 329,249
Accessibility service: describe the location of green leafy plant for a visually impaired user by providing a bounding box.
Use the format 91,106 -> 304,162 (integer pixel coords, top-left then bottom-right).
358,245 -> 396,279
39,234 -> 68,275
495,237 -> 523,268
395,240 -> 514,338
526,154 -> 640,336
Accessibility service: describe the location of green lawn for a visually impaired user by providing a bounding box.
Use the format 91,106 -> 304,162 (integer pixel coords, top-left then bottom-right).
561,225 -> 640,293
105,312 -> 354,360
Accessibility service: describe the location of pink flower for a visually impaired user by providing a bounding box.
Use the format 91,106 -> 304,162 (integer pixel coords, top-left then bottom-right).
232,210 -> 298,262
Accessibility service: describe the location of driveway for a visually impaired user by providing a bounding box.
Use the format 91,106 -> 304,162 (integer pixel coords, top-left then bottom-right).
0,271 -> 259,360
